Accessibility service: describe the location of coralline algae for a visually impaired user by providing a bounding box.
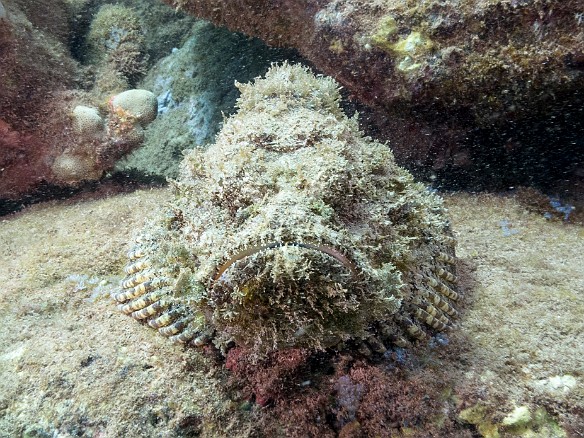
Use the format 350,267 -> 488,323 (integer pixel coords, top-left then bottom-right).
113,63 -> 460,358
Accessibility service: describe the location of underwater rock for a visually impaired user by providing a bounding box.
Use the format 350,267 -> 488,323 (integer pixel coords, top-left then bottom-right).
164,0 -> 584,187
0,0 -> 74,118
114,63 -> 460,358
85,4 -> 148,95
117,21 -> 297,180
0,0 -> 76,200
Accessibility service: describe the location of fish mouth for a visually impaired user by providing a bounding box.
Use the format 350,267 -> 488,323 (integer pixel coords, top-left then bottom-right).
212,241 -> 358,284
206,240 -> 364,350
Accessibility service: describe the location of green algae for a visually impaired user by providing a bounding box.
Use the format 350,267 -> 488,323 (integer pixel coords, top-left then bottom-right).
370,15 -> 398,52
393,31 -> 434,71
369,15 -> 434,73
460,403 -> 567,438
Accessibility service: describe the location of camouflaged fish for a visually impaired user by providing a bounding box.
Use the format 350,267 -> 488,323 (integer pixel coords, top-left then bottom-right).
113,63 -> 459,357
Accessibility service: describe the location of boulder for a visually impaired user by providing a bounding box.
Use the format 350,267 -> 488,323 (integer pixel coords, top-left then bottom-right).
163,0 -> 584,188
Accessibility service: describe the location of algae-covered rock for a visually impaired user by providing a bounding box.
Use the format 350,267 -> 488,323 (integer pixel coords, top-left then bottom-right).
117,21 -> 297,179
86,4 -> 147,93
163,0 -> 584,189
113,63 -> 459,358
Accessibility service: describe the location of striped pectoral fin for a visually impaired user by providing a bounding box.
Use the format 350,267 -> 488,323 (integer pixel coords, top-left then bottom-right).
131,299 -> 169,320
114,276 -> 172,303
124,258 -> 151,275
155,313 -> 209,346
365,334 -> 387,354
435,267 -> 457,284
437,251 -> 456,265
127,248 -> 146,261
397,316 -> 427,341
426,290 -> 458,317
158,318 -> 190,337
118,290 -> 164,314
193,332 -> 212,347
419,300 -> 451,324
169,329 -> 197,344
427,276 -> 459,301
413,306 -> 449,331
148,309 -> 180,329
121,269 -> 156,289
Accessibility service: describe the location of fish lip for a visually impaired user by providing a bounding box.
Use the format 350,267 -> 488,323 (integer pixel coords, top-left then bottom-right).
211,240 -> 359,284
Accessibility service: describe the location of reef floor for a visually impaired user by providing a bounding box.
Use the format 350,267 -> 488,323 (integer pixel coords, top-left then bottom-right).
0,188 -> 582,437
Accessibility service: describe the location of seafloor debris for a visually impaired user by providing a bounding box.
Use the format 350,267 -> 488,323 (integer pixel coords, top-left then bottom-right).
113,63 -> 460,359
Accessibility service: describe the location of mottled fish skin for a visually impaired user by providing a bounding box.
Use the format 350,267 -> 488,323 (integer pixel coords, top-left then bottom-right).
113,63 -> 459,358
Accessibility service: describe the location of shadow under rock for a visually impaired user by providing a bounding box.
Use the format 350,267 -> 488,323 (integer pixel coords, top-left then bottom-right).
0,170 -> 167,217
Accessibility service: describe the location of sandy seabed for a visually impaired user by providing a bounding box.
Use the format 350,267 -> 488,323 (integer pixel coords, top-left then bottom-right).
0,188 -> 582,437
